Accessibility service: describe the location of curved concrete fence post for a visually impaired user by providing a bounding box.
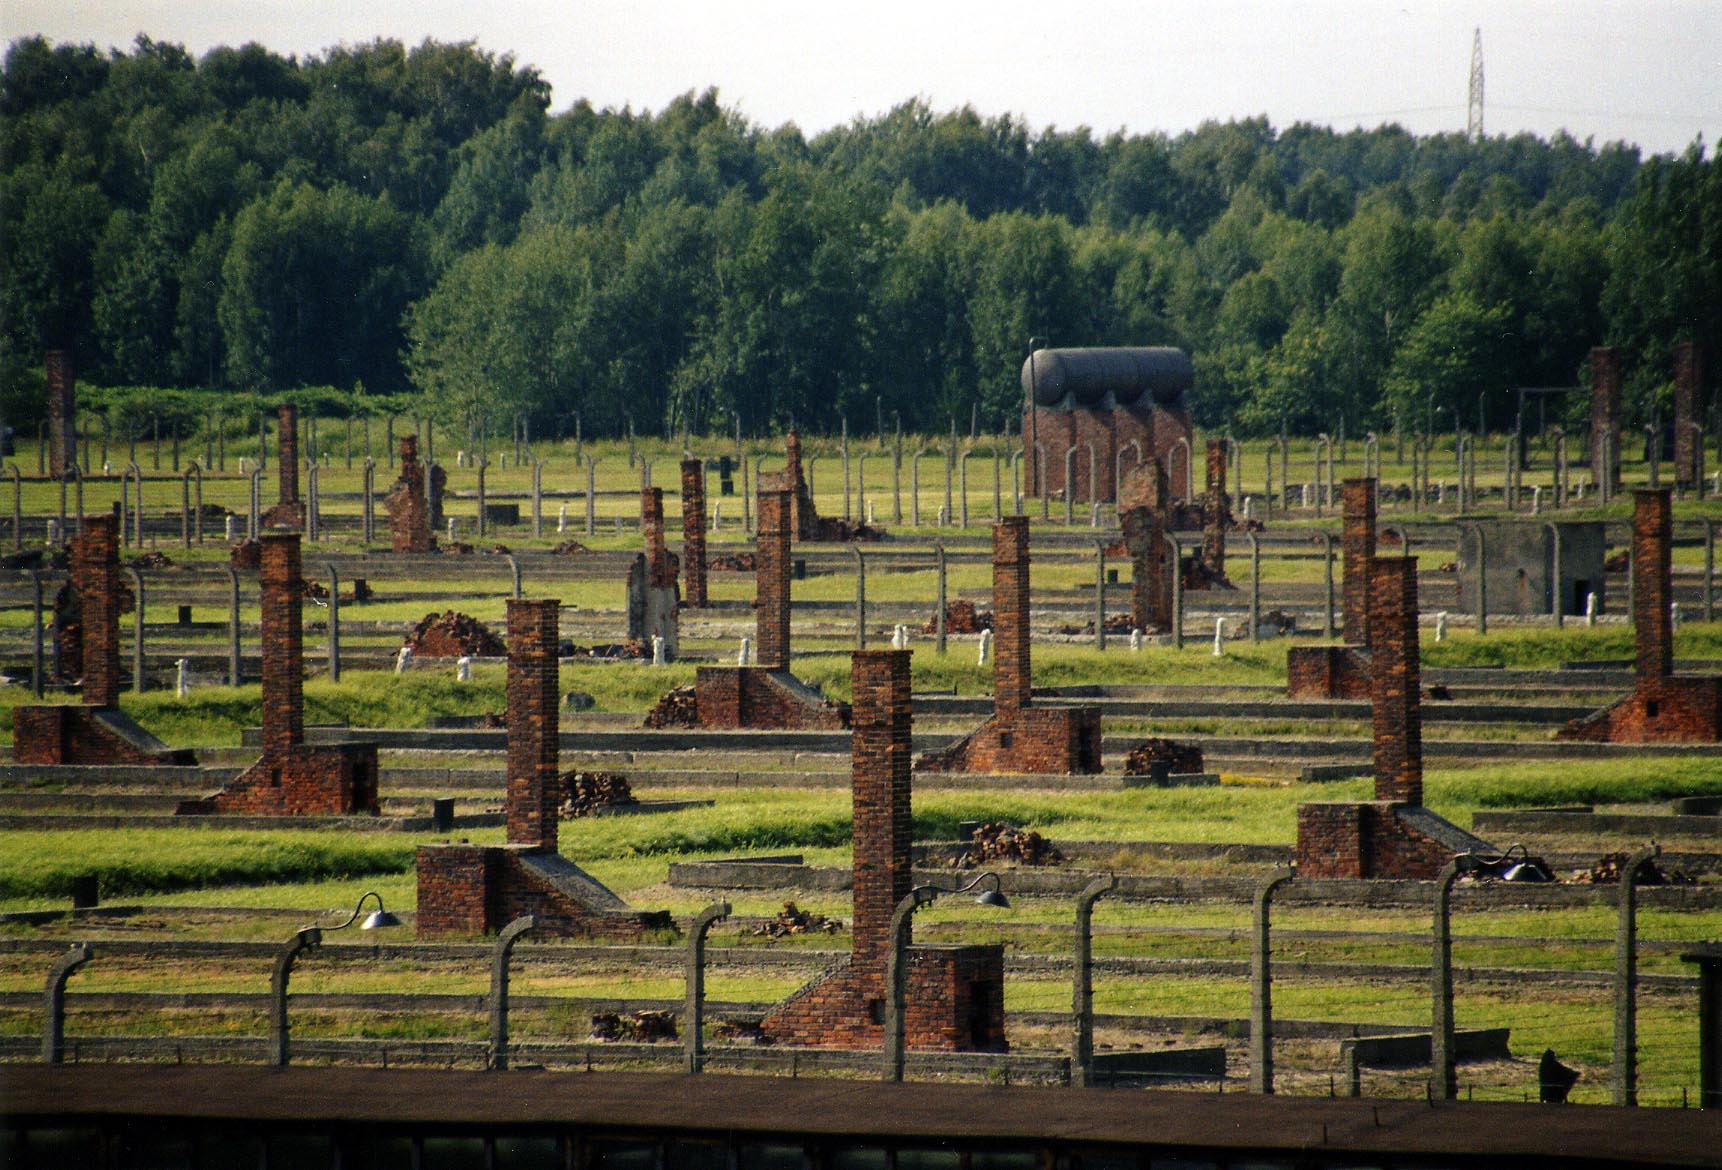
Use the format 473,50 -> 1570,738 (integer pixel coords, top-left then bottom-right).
1247,532 -> 1261,642
42,941 -> 94,1063
507,554 -> 522,600
1320,532 -> 1336,639
934,543 -> 947,655
324,562 -> 341,683
489,914 -> 537,1071
1250,870 -> 1295,1093
126,565 -> 145,694
684,902 -> 731,1073
269,927 -> 321,1067
1545,522 -> 1564,628
1165,533 -> 1184,650
226,565 -> 242,687
1614,845 -> 1660,1106
852,547 -> 866,650
1431,856 -> 1466,1101
1071,875 -> 1117,1088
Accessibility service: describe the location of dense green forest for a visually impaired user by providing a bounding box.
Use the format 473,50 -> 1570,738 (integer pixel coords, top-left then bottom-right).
2,35 -> 1717,440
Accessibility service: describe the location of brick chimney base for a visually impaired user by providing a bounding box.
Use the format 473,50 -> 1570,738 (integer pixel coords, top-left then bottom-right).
13,706 -> 195,766
692,667 -> 850,730
414,843 -> 673,939
178,742 -> 378,816
1557,676 -> 1722,743
260,501 -> 305,530
759,947 -> 1006,1051
1295,802 -> 1494,880
1286,646 -> 1371,700
916,705 -> 1103,774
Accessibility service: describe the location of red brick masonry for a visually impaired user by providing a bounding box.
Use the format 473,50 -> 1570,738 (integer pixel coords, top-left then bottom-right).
1560,489 -> 1722,743
680,458 -> 709,606
260,404 -> 305,530
760,650 -> 1006,1051
1120,459 -> 1172,631
384,435 -> 437,552
1286,478 -> 1376,700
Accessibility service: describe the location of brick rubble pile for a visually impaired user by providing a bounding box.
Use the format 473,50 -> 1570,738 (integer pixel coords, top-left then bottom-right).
404,610 -> 507,657
1124,738 -> 1206,776
560,770 -> 638,817
957,822 -> 1064,867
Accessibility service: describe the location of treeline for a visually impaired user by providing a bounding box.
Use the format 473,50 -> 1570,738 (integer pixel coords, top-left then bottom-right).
2,35 -> 1717,439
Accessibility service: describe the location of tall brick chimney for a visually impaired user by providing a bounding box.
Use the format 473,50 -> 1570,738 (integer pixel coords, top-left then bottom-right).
45,351 -> 76,478
1121,458 -> 1171,632
641,486 -> 668,580
1370,556 -> 1422,805
1673,342 -> 1703,490
1341,478 -> 1378,646
1590,347 -> 1621,486
277,404 -> 299,506
756,487 -> 792,670
258,531 -> 304,756
1632,489 -> 1673,684
849,648 -> 913,993
72,514 -> 121,708
506,598 -> 561,851
993,516 -> 1032,714
681,458 -> 708,607
1202,439 -> 1227,577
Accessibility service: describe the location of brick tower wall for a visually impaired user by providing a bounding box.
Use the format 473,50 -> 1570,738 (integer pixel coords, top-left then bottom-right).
1341,478 -> 1378,646
71,514 -> 121,708
386,435 -> 435,553
681,458 -> 709,606
755,487 -> 792,670
1633,489 -> 1674,682
1370,556 -> 1422,805
992,517 -> 1032,713
1590,347 -> 1621,485
45,351 -> 76,477
506,598 -> 561,851
258,531 -> 304,756
849,649 -> 913,994
1673,342 -> 1704,489
277,404 -> 299,505
1202,439 -> 1227,576
1121,506 -> 1169,631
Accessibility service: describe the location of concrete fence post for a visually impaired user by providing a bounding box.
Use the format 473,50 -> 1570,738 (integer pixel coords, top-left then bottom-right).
226,565 -> 242,687
1071,874 -> 1117,1088
305,462 -> 320,542
1064,446 -> 1078,525
1092,541 -> 1108,650
507,554 -> 522,600
324,562 -> 340,683
884,887 -> 939,1082
1468,524 -> 1487,636
362,459 -> 375,543
1705,519 -> 1715,624
1250,870 -> 1294,1093
1546,522 -> 1564,628
531,457 -> 544,538
1321,532 -> 1335,639
1165,533 -> 1184,650
42,942 -> 94,1063
586,460 -> 598,537
476,460 -> 488,538
1432,856 -> 1464,1101
248,466 -> 262,539
852,546 -> 866,650
1248,531 -> 1261,642
1614,845 -> 1660,1106
126,565 -> 145,694
269,927 -> 321,1067
934,543 -> 947,656
488,915 -> 536,1071
684,901 -> 731,1073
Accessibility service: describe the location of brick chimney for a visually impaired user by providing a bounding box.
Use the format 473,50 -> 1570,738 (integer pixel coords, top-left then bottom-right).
755,487 -> 792,670
1590,347 -> 1621,486
848,648 -> 912,994
277,404 -> 300,506
1341,478 -> 1378,646
641,486 -> 674,587
1370,556 -> 1422,805
45,351 -> 76,478
1674,342 -> 1703,489
1202,439 -> 1227,577
506,598 -> 561,851
258,530 -> 304,756
993,516 -> 1032,714
1632,489 -> 1674,683
72,514 -> 121,708
681,459 -> 708,607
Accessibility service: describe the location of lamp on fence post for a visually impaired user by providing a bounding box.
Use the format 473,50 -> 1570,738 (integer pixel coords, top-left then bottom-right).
271,892 -> 400,1067
884,872 -> 1010,1082
42,942 -> 94,1064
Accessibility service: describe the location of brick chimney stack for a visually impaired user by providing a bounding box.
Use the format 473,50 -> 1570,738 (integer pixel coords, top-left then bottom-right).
755,487 -> 792,670
1632,489 -> 1674,684
1370,556 -> 1422,805
45,351 -> 76,478
276,404 -> 300,507
258,531 -> 305,756
1673,342 -> 1703,490
681,458 -> 708,607
1341,478 -> 1378,646
72,514 -> 121,708
505,598 -> 561,851
1590,347 -> 1621,487
641,486 -> 669,581
993,516 -> 1033,714
1202,439 -> 1228,577
848,648 -> 913,994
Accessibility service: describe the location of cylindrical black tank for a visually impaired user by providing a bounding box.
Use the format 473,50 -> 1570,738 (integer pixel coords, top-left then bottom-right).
1021,347 -> 1192,410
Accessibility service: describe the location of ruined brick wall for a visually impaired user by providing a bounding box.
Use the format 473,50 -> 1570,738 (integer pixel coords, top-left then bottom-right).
992,517 -> 1032,714
14,705 -> 195,767
920,704 -> 1104,775
1285,645 -> 1370,700
1370,556 -> 1422,806
692,666 -> 849,730
849,649 -> 912,993
783,429 -> 814,540
45,351 -> 76,477
755,487 -> 792,670
1070,409 -> 1115,502
198,742 -> 378,817
414,843 -> 494,936
1590,346 -> 1621,486
1027,403 -> 1191,501
1341,478 -> 1378,646
259,531 -> 304,756
385,435 -> 436,553
1673,342 -> 1704,489
1121,507 -> 1170,632
260,404 -> 304,529
415,844 -> 669,940
70,514 -> 121,708
506,599 -> 561,851
1296,803 -> 1457,880
1023,410 -> 1074,499
1202,439 -> 1228,577
681,458 -> 709,606
757,946 -> 1007,1051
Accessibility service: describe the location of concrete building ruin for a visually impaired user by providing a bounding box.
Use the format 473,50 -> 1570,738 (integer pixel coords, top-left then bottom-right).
1454,520 -> 1606,618
760,649 -> 1007,1051
417,599 -> 673,937
1022,347 -> 1194,503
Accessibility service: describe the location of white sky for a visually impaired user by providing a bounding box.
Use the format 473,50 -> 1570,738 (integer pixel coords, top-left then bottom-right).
5,1 -> 1718,156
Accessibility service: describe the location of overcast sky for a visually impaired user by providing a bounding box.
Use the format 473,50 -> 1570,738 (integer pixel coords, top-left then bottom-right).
6,1 -> 1718,156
